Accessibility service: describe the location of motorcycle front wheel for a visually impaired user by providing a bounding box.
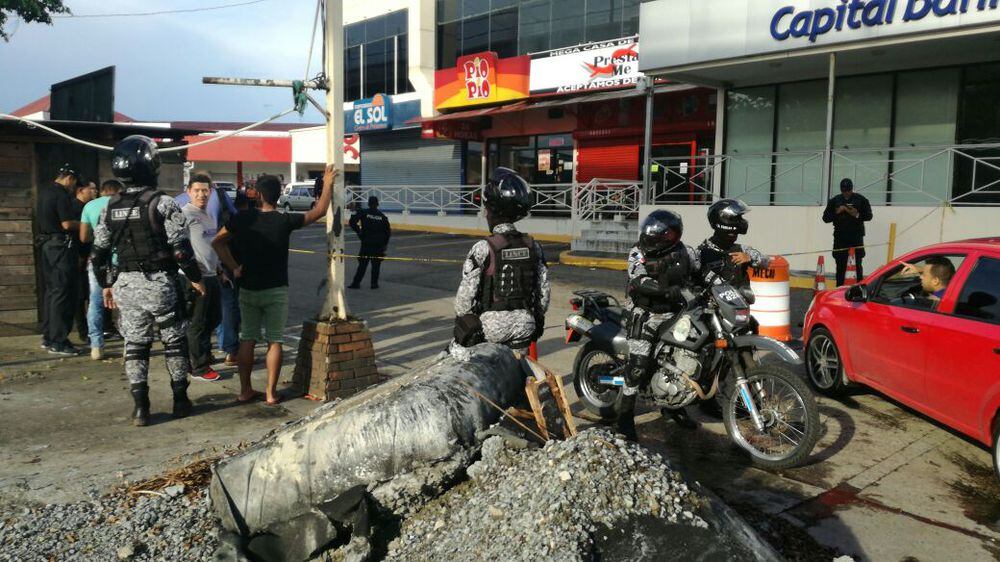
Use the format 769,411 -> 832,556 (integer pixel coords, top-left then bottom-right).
572,342 -> 623,421
721,364 -> 820,470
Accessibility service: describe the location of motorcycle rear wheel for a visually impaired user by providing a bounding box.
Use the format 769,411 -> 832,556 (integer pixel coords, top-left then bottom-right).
572,342 -> 622,421
721,364 -> 820,470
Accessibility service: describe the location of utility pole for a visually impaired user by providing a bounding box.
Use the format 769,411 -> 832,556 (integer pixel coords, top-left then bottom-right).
202,0 -> 347,321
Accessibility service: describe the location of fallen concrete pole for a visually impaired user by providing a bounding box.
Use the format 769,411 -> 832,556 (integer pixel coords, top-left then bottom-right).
209,343 -> 525,538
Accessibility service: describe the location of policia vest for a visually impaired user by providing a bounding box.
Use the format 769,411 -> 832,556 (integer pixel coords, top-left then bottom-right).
479,232 -> 538,312
107,189 -> 174,273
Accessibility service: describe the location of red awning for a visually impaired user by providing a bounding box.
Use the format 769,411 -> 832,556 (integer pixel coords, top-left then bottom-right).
184,135 -> 291,163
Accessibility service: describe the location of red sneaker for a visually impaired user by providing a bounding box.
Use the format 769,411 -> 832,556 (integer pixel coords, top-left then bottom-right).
193,369 -> 222,382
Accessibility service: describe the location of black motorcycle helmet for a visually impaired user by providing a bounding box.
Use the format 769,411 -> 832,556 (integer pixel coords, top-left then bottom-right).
638,210 -> 683,256
112,135 -> 160,187
482,167 -> 534,223
707,198 -> 750,236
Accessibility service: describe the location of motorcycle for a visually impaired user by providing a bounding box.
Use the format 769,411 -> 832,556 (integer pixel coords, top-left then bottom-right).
564,276 -> 820,470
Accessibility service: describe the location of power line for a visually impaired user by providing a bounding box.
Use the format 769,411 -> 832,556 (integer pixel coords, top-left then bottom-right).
52,0 -> 269,19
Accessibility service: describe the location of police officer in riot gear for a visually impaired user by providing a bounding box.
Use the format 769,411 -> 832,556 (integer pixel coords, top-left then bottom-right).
698,199 -> 769,300
452,167 -> 550,356
91,135 -> 205,426
618,210 -> 701,440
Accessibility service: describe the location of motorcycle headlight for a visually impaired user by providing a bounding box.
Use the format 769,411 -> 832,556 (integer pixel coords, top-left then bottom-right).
672,315 -> 692,341
734,308 -> 751,324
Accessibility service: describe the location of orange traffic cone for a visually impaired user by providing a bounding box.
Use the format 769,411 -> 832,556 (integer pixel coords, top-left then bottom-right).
528,341 -> 538,360
844,248 -> 858,286
814,256 -> 827,294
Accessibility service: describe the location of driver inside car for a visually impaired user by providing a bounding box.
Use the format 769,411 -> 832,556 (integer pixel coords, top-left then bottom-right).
899,257 -> 956,307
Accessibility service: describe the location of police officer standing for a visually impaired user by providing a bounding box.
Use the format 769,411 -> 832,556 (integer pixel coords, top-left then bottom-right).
823,178 -> 873,286
36,164 -> 83,355
91,136 -> 205,426
452,167 -> 550,355
347,195 -> 391,289
697,199 -> 769,298
618,210 -> 701,440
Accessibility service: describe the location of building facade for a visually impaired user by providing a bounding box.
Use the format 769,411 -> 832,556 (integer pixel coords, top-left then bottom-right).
638,0 -> 1000,270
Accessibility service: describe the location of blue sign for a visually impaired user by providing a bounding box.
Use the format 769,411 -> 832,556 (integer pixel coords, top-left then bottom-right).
771,0 -> 1000,44
352,94 -> 393,132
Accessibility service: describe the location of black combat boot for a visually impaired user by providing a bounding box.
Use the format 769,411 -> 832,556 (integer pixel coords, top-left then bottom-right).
613,391 -> 638,441
171,379 -> 193,419
130,383 -> 150,427
663,407 -> 699,430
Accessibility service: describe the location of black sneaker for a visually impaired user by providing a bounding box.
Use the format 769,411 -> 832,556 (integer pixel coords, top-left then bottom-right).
347,284 -> 361,290
48,344 -> 82,356
40,340 -> 51,350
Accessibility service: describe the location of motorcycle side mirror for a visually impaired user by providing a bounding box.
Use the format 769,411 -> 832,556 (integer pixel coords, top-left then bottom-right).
845,284 -> 869,302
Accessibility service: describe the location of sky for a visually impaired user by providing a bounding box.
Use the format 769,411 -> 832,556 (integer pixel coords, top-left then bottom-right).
0,0 -> 329,123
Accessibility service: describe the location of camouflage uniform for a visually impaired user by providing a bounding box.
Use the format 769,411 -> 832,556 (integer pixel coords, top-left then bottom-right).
453,223 -> 551,354
696,237 -> 768,290
623,243 -> 700,393
93,188 -> 192,384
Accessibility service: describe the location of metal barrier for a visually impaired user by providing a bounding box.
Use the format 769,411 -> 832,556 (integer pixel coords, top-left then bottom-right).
647,143 -> 1000,207
574,178 -> 642,222
346,183 -> 578,218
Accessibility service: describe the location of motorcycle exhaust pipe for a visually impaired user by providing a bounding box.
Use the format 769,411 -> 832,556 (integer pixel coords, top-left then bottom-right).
565,314 -> 594,335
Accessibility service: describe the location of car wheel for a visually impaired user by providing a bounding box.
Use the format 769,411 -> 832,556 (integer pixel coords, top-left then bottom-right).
991,425 -> 1000,483
806,327 -> 848,395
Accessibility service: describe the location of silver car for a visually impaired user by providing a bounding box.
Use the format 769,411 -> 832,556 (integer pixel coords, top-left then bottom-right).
278,184 -> 316,212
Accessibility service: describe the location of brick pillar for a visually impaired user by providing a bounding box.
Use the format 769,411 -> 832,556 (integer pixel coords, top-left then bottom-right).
292,319 -> 380,401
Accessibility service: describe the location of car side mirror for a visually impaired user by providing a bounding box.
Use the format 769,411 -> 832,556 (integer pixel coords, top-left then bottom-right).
845,284 -> 869,302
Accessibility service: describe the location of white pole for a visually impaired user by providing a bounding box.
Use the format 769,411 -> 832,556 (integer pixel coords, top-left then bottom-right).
822,53 -> 836,202
324,0 -> 347,320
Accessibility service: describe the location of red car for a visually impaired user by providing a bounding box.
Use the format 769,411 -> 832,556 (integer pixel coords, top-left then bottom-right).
803,238 -> 1000,475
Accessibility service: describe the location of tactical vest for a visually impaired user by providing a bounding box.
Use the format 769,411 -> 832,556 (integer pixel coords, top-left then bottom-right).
107,189 -> 174,273
699,242 -> 750,289
630,248 -> 692,313
479,232 -> 537,312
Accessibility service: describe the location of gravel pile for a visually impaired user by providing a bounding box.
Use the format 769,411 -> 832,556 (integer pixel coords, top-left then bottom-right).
0,487 -> 219,561
384,427 -> 708,561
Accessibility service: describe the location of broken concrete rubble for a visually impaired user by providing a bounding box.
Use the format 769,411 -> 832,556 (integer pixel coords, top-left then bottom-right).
209,343 -> 525,541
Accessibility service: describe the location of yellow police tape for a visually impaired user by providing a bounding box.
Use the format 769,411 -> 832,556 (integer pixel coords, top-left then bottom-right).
290,248 -> 465,264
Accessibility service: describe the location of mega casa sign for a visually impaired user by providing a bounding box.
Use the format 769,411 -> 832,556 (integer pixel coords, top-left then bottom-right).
771,0 -> 1000,43
434,52 -> 530,110
530,36 -> 643,94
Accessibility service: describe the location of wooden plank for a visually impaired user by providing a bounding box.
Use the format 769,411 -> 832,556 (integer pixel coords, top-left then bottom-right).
545,370 -> 578,438
0,174 -> 31,190
0,244 -> 34,256
0,274 -> 36,286
0,141 -> 32,159
0,254 -> 34,265
0,296 -> 38,311
0,322 -> 39,337
0,206 -> 33,218
506,408 -> 536,422
0,156 -> 30,174
0,265 -> 35,276
0,309 -> 38,323
0,221 -> 33,233
0,232 -> 33,245
524,377 -> 549,441
0,284 -> 36,296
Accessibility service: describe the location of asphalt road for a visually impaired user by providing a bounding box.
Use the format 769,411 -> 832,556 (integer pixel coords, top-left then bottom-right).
283,223 -> 1000,561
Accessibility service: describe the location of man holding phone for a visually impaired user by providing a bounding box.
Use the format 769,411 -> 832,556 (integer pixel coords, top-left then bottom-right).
823,178 -> 873,286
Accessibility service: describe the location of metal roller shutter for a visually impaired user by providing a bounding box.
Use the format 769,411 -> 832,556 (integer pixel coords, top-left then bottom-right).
361,130 -> 462,186
576,139 -> 640,183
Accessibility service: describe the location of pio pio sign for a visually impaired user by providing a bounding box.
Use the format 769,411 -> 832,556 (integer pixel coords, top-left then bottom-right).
530,36 -> 642,95
434,51 -> 530,110
352,94 -> 392,132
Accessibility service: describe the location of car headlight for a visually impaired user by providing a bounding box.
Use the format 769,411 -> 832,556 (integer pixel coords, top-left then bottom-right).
672,315 -> 692,341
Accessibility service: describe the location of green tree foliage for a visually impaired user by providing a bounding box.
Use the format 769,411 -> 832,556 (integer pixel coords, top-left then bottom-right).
0,0 -> 70,41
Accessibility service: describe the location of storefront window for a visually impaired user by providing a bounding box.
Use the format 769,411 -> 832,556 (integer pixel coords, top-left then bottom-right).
955,62 -> 1000,205
518,0 -> 550,54
892,68 -> 959,204
774,80 -> 826,205
833,74 -> 893,204
725,86 -> 776,205
487,133 -> 573,184
344,10 -> 413,101
465,141 -> 484,185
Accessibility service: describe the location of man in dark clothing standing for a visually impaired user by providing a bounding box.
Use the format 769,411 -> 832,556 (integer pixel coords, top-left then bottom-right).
823,178 -> 873,286
347,196 -> 391,290
36,165 -> 83,355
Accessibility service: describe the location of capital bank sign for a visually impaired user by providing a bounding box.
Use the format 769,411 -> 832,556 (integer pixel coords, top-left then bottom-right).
771,0 -> 999,43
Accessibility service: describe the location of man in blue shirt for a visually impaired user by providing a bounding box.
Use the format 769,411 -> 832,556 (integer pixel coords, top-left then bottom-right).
901,256 -> 955,307
175,172 -> 240,365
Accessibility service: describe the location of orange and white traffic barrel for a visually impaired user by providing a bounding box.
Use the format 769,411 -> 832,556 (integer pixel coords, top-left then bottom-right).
749,256 -> 791,342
